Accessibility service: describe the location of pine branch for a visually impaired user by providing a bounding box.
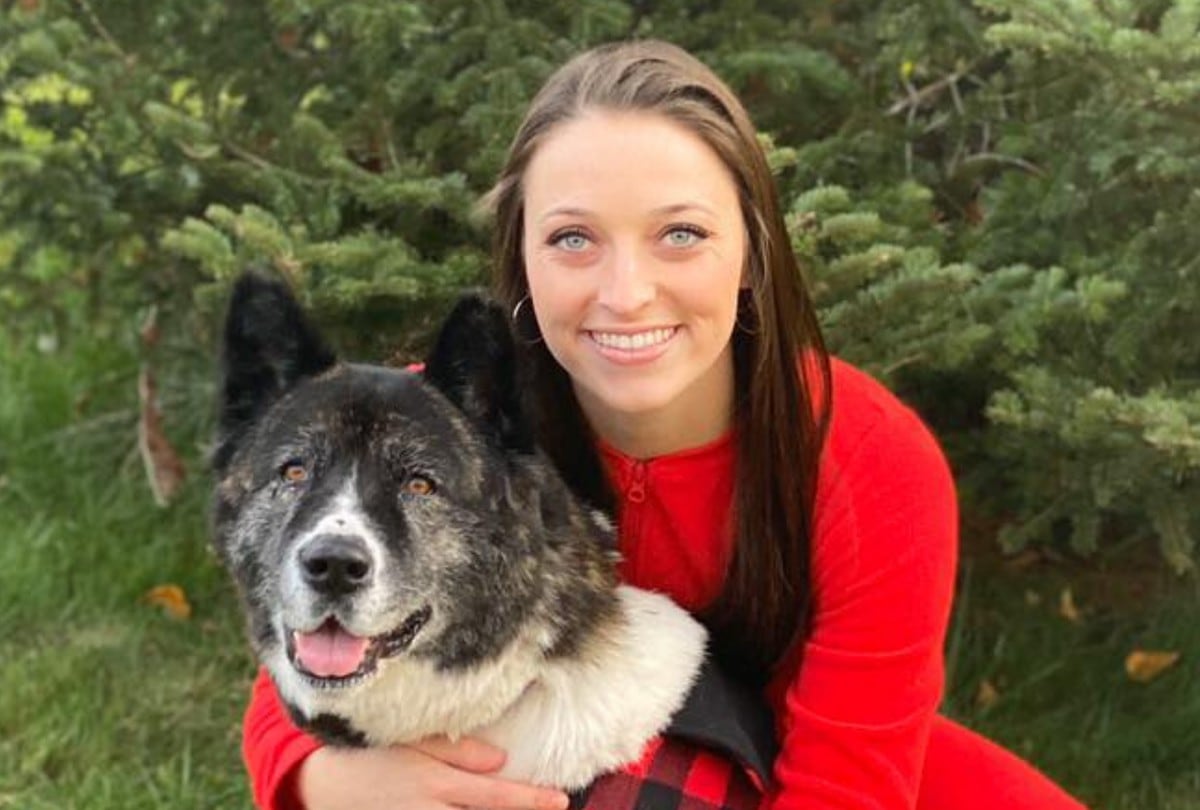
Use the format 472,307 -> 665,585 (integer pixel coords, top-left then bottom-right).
888,70 -> 968,116
71,0 -> 134,66
960,152 -> 1046,177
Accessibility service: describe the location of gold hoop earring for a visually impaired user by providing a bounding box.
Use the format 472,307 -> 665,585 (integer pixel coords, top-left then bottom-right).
511,296 -> 528,322
735,289 -> 760,336
511,296 -> 543,345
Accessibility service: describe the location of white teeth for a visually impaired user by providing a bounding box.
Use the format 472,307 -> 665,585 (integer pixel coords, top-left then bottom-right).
590,328 -> 675,351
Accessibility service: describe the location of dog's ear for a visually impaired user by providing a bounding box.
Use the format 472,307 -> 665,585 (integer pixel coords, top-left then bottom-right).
214,271 -> 337,471
424,293 -> 534,454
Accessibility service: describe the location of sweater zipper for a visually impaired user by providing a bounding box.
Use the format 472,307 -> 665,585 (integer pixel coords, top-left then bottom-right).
624,460 -> 647,574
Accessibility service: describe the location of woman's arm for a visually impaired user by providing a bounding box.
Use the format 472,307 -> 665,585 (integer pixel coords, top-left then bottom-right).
243,669 -> 321,810
767,374 -> 959,809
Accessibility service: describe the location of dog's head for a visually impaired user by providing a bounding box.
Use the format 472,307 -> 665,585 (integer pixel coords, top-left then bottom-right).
211,273 -> 616,718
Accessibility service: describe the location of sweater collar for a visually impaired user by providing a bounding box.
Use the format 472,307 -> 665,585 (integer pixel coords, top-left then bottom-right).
596,427 -> 736,482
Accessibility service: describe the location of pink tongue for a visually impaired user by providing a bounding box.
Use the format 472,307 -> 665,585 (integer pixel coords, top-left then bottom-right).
293,624 -> 369,678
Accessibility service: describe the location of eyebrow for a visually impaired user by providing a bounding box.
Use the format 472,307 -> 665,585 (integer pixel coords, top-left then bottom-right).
537,201 -> 719,223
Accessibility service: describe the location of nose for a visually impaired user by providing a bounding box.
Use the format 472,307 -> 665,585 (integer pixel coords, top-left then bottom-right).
597,246 -> 654,313
298,535 -> 373,596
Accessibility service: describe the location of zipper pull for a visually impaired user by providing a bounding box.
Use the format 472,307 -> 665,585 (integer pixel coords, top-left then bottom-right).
626,460 -> 646,504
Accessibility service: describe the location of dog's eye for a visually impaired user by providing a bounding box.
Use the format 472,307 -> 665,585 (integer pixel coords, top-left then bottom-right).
280,460 -> 308,484
404,475 -> 435,496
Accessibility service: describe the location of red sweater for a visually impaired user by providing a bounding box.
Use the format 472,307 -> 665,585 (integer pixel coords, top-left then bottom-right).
241,357 -> 958,810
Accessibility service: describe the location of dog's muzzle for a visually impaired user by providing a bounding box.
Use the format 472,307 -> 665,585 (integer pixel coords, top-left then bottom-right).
286,532 -> 432,687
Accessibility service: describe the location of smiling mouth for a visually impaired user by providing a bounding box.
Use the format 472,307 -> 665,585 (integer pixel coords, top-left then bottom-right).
286,605 -> 432,688
587,327 -> 678,352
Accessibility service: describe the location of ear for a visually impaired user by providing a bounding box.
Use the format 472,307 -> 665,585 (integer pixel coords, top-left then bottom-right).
214,271 -> 337,471
423,293 -> 534,454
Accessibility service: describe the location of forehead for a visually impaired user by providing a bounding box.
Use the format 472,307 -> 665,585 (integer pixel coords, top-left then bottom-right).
522,110 -> 741,224
262,367 -> 459,446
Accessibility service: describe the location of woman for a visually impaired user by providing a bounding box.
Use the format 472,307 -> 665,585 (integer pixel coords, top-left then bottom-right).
242,40 -> 1088,810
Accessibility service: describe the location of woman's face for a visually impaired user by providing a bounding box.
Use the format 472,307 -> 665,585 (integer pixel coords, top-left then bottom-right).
521,110 -> 747,450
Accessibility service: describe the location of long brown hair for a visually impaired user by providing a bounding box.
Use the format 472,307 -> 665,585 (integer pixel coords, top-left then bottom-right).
483,40 -> 832,684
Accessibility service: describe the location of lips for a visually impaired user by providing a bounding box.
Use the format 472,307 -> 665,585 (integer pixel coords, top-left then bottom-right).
585,327 -> 679,365
588,327 -> 677,351
287,605 -> 432,686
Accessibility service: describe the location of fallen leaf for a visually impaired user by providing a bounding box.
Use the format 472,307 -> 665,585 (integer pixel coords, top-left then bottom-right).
1125,650 -> 1180,684
138,365 -> 187,507
1059,587 -> 1081,623
143,584 -> 192,620
976,679 -> 1000,709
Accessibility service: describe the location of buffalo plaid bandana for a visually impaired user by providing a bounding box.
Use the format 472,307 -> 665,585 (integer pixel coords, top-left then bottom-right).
569,660 -> 778,810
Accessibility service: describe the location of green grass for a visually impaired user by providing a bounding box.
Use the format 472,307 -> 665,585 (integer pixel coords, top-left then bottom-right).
0,337 -> 253,809
944,550 -> 1200,810
1,335 -> 1197,809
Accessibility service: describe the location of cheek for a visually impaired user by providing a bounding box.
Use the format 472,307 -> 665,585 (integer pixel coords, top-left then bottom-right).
678,258 -> 742,323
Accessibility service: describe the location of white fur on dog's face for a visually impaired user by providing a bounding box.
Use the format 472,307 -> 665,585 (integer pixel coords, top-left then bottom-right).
282,472 -> 398,637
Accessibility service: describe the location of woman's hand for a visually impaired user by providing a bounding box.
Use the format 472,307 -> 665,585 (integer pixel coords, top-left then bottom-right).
295,735 -> 571,810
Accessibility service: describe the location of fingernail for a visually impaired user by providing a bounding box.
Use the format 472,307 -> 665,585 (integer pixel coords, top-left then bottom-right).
548,791 -> 570,810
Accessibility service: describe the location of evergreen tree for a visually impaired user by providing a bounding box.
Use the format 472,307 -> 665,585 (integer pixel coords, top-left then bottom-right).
1,0 -> 1195,569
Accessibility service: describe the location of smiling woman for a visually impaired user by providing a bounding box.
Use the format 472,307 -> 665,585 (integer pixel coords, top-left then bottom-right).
238,39 -> 1089,810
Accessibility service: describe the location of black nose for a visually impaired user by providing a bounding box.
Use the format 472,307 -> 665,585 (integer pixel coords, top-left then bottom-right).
298,535 -> 373,596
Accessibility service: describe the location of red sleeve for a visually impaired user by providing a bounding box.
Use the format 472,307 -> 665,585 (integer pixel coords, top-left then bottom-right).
243,668 -> 322,810
766,363 -> 959,809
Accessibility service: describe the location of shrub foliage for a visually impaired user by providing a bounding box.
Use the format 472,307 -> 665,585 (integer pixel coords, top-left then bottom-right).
1,0 -> 1196,568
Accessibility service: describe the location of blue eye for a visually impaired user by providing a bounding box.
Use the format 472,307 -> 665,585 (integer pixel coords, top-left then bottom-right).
551,230 -> 591,251
664,225 -> 707,247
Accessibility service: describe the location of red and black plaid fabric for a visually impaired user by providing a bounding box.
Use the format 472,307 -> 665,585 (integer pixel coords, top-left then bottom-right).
568,659 -> 777,810
569,735 -> 765,810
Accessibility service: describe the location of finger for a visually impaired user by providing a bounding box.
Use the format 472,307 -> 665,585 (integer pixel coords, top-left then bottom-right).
452,771 -> 570,810
413,735 -> 508,773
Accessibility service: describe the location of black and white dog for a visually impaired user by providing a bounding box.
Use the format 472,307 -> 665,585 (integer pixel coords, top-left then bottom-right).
211,273 -> 772,791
